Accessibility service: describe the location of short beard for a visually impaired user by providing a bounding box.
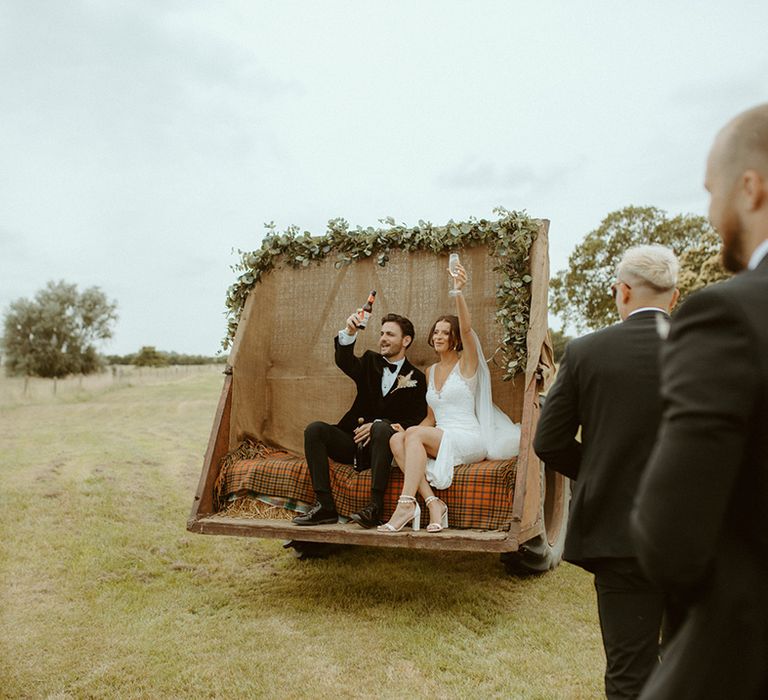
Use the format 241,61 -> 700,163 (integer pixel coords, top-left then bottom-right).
720,234 -> 746,273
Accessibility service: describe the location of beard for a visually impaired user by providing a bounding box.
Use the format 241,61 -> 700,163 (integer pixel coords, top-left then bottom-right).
714,181 -> 748,272
379,343 -> 401,358
720,224 -> 747,273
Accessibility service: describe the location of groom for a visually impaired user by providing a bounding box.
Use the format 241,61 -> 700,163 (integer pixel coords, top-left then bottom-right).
293,312 -> 428,527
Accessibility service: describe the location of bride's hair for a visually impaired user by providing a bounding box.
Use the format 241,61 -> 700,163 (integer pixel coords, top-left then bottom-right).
427,315 -> 463,352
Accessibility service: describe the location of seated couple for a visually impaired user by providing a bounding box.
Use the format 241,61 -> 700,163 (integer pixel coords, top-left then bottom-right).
292,263 -> 521,532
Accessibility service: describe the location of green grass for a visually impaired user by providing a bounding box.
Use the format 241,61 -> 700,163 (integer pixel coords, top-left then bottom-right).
0,370 -> 604,699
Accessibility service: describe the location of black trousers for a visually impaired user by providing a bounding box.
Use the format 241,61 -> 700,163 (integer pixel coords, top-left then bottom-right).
304,420 -> 395,512
592,559 -> 665,700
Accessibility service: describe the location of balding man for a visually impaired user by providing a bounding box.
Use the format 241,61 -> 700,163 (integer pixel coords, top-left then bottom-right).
534,245 -> 679,700
632,104 -> 768,698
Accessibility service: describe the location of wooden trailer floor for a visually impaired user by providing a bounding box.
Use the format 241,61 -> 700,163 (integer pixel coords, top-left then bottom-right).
188,516 -> 517,552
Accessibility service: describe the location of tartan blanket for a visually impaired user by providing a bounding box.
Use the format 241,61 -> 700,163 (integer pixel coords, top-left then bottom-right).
214,440 -> 517,530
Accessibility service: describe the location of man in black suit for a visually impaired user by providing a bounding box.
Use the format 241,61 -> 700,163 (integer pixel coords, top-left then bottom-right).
632,104 -> 768,699
534,245 -> 680,699
293,312 -> 427,527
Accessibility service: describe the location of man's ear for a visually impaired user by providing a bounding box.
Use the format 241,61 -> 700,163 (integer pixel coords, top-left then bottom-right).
742,169 -> 766,210
620,284 -> 632,305
668,288 -> 681,312
403,336 -> 412,348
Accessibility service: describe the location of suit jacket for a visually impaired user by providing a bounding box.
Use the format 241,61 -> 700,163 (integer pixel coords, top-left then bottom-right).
534,310 -> 668,568
631,256 -> 768,699
333,337 -> 427,434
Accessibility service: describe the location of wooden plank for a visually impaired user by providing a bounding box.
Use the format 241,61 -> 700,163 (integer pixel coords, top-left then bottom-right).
509,221 -> 551,546
188,373 -> 232,521
188,516 -> 519,553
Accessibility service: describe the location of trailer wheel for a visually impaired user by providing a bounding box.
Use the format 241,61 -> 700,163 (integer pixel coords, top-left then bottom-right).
501,466 -> 570,576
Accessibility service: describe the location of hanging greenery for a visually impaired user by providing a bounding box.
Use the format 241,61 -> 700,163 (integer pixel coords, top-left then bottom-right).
224,206 -> 541,380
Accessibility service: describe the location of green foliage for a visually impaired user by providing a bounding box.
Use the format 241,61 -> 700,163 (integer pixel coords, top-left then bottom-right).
133,346 -> 169,367
2,281 -> 118,378
225,208 -> 541,379
550,206 -> 730,332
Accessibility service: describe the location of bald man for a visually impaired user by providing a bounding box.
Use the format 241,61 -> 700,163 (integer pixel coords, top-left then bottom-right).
632,104 -> 768,698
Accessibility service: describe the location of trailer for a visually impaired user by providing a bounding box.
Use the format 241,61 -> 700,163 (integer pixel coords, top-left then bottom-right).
188,211 -> 569,572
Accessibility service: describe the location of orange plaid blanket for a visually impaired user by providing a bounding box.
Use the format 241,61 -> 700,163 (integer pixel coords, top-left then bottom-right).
215,441 -> 517,530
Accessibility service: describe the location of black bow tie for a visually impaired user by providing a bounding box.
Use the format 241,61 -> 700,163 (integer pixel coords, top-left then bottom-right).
382,360 -> 398,373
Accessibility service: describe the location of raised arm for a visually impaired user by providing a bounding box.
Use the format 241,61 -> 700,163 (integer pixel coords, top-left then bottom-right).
451,262 -> 478,377
334,312 -> 366,381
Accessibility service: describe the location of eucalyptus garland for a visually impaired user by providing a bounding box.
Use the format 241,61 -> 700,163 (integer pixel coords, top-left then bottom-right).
224,206 -> 540,380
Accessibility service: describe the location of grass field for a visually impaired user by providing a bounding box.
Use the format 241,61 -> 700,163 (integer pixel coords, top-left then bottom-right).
0,368 -> 604,699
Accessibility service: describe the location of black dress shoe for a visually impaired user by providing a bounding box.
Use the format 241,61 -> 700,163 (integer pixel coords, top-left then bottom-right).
292,502 -> 338,526
349,502 -> 382,528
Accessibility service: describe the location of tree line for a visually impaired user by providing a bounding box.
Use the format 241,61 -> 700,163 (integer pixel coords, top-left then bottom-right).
106,347 -> 227,367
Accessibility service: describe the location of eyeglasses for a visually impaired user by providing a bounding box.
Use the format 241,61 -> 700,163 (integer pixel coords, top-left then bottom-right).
610,280 -> 632,299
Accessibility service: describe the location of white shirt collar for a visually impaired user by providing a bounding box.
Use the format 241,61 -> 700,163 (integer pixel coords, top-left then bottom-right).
385,357 -> 406,370
748,238 -> 768,270
628,306 -> 667,318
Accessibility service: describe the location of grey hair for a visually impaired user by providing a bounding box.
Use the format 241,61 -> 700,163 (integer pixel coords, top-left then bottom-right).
616,244 -> 679,292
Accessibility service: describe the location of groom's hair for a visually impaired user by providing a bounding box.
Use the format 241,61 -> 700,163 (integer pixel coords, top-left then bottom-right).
428,315 -> 463,352
381,313 -> 415,344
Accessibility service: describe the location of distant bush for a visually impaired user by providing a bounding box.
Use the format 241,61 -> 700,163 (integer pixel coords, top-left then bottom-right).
105,349 -> 227,366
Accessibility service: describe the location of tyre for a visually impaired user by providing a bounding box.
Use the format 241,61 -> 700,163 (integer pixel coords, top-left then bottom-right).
501,465 -> 570,575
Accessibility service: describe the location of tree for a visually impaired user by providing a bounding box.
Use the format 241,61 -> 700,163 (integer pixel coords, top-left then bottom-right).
1,281 -> 118,378
549,328 -> 572,364
550,206 -> 731,332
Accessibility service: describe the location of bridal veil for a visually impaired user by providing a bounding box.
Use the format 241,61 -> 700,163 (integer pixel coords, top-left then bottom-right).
472,330 -> 521,460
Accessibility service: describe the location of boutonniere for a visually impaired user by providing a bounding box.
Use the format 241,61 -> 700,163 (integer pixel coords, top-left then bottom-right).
392,370 -> 418,392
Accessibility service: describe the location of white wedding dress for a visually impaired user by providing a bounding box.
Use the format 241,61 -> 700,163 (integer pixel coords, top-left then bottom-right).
424,331 -> 522,490
425,363 -> 486,489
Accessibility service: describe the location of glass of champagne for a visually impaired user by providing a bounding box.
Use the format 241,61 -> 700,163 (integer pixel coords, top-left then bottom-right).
449,253 -> 460,295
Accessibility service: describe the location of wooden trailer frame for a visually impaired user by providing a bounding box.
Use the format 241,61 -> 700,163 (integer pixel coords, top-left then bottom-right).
188,218 -> 569,570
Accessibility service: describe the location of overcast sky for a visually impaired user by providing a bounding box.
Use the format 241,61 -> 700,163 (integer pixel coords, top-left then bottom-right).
1,0 -> 766,355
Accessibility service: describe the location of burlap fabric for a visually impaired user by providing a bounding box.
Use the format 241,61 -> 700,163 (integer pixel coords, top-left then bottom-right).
228,223 -> 551,455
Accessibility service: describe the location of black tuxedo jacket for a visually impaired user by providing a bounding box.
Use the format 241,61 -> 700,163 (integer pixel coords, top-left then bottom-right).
534,310 -> 668,568
333,337 -> 427,434
631,256 -> 768,699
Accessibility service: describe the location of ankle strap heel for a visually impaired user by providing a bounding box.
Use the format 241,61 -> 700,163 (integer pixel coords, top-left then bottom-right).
378,495 -> 420,533
425,496 -> 449,533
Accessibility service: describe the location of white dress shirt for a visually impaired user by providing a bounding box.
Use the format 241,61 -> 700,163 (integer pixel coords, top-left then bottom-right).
748,238 -> 768,270
628,307 -> 668,318
338,329 -> 405,395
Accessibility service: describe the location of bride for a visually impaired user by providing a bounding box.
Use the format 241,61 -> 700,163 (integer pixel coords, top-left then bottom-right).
378,260 -> 520,533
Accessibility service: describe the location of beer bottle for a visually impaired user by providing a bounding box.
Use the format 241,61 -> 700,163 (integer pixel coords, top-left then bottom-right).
355,290 -> 376,329
354,417 -> 366,471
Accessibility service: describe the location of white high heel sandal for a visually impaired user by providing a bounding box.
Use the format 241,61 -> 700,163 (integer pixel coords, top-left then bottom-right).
425,496 -> 449,532
377,495 -> 421,532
